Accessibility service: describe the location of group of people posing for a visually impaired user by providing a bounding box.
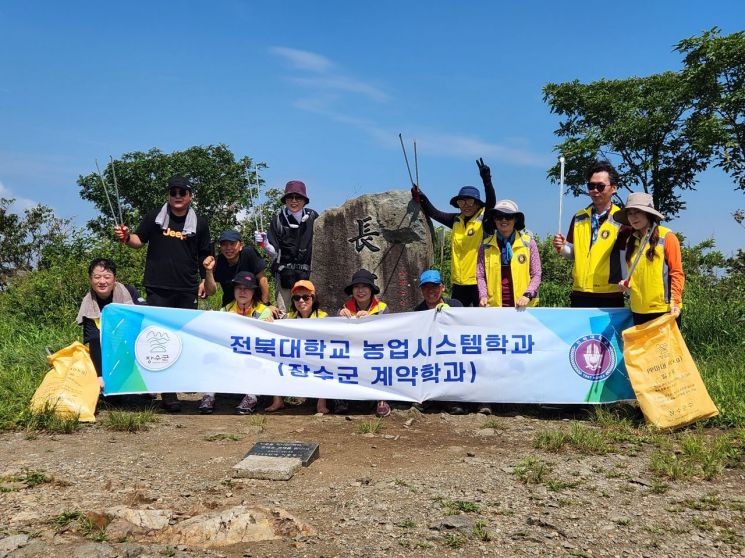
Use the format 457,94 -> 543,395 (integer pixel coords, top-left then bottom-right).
76,158 -> 684,417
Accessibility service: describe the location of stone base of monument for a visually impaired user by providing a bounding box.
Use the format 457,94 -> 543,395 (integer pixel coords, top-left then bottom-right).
232,441 -> 320,480
232,455 -> 302,481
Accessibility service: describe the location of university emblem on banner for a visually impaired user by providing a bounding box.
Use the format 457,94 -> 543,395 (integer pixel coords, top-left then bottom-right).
569,334 -> 616,381
134,326 -> 182,371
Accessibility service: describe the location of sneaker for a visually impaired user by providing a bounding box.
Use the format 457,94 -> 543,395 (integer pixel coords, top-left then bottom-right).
160,393 -> 181,413
376,401 -> 391,418
236,394 -> 258,415
477,404 -> 493,415
334,400 -> 349,414
448,404 -> 467,415
198,394 -> 216,414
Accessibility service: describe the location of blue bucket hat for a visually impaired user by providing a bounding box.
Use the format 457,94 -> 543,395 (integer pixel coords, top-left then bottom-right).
419,269 -> 443,287
449,186 -> 483,208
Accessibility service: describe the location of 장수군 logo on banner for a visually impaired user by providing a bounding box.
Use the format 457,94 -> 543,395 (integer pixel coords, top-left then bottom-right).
569,334 -> 616,381
134,325 -> 182,371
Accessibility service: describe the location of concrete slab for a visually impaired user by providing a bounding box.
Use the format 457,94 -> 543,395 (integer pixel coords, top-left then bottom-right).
232,455 -> 302,481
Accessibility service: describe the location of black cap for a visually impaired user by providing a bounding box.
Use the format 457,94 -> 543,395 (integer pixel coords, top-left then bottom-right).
231,271 -> 258,289
166,175 -> 193,191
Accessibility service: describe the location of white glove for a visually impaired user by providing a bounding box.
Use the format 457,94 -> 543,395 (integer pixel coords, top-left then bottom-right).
254,231 -> 264,244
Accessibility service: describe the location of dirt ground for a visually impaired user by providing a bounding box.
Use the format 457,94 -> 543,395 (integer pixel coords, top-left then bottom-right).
1,396 -> 743,558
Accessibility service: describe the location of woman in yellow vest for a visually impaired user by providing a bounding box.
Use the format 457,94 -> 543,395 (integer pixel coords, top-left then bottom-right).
477,200 -> 542,309
614,193 -> 684,326
412,158 -> 496,306
198,271 -> 274,414
285,279 -> 331,414
338,269 -> 391,417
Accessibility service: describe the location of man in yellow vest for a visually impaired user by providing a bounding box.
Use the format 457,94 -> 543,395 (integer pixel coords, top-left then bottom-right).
552,160 -> 625,308
412,159 -> 496,306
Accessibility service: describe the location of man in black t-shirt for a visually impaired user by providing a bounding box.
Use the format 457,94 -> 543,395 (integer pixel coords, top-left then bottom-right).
201,230 -> 276,315
114,175 -> 211,411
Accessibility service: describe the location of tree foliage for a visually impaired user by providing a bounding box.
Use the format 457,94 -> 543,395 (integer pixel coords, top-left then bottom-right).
543,72 -> 716,218
77,144 -> 265,238
0,199 -> 71,287
676,27 -> 745,191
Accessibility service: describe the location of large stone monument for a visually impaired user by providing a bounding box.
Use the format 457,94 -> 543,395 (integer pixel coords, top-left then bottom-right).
311,190 -> 434,314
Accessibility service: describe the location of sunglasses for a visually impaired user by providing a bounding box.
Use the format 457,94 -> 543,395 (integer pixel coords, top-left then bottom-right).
587,182 -> 609,192
292,294 -> 313,302
169,188 -> 190,197
285,194 -> 305,201
492,212 -> 515,221
456,198 -> 476,207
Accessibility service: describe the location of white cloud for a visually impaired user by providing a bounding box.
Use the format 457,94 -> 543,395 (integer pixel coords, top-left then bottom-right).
0,180 -> 38,212
269,47 -> 333,73
270,48 -> 546,167
271,46 -> 389,103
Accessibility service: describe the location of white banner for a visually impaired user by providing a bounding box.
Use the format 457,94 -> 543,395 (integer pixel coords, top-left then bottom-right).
101,304 -> 636,404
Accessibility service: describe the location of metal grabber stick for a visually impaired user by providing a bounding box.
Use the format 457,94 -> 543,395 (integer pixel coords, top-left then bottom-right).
622,227 -> 654,288
108,155 -> 124,225
558,155 -> 566,234
95,159 -> 119,226
399,133 -> 421,203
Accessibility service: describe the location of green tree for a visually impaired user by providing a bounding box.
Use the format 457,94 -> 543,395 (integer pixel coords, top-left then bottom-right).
77,144 -> 264,238
676,28 -> 745,191
543,71 -> 715,218
0,199 -> 71,286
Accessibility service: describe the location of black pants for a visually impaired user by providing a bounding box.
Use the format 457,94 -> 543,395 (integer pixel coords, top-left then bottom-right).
451,284 -> 480,307
569,291 -> 625,308
145,288 -> 198,310
632,311 -> 682,329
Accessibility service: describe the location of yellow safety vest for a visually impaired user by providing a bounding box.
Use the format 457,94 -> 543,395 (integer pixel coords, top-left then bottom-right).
571,204 -> 622,294
482,232 -> 538,307
344,298 -> 388,315
626,226 -> 678,314
223,301 -> 268,319
451,207 -> 485,286
288,309 -> 328,319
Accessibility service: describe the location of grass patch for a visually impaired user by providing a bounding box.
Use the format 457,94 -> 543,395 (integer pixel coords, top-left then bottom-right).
649,431 -> 742,481
433,497 -> 480,515
19,403 -> 80,434
104,409 -> 159,432
513,457 -> 552,484
472,520 -> 491,541
246,415 -> 266,427
396,519 -> 416,529
1,469 -> 52,491
680,493 -> 722,511
50,510 -> 108,541
356,419 -> 383,434
443,532 -> 466,548
534,422 -> 609,455
546,479 -> 580,492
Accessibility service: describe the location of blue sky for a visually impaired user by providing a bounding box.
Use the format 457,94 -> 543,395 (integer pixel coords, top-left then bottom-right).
1,1 -> 744,255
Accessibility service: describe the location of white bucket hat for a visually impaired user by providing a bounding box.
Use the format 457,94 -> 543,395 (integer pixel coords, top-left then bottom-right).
614,192 -> 664,225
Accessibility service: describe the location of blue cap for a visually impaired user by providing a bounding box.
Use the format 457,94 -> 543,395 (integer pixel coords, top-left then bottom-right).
449,185 -> 483,208
419,269 -> 443,286
218,230 -> 242,242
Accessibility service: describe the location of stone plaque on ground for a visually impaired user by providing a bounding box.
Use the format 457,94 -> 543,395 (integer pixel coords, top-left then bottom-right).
245,441 -> 320,466
311,190 -> 434,313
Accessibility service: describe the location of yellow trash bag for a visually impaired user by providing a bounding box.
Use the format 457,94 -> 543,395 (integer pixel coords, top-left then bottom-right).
30,341 -> 100,422
622,313 -> 718,429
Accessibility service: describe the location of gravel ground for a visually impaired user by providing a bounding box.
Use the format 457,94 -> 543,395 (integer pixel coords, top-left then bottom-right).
0,398 -> 743,558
